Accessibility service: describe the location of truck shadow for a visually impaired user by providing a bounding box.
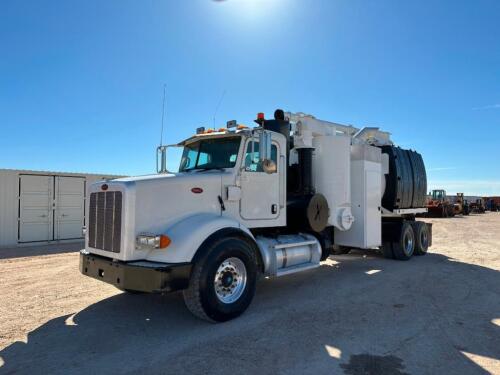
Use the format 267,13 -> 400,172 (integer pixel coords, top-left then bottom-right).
1,253 -> 499,374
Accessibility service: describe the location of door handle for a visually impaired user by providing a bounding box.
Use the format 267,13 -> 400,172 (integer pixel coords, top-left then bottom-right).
61,214 -> 68,217
39,214 -> 47,218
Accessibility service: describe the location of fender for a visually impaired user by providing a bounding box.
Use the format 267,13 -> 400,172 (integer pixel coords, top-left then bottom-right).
145,213 -> 256,264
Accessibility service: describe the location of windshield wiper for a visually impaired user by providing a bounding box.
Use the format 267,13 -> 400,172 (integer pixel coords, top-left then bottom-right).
181,167 -> 226,173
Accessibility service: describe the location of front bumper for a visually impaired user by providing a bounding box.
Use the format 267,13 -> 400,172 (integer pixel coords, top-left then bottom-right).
79,251 -> 192,293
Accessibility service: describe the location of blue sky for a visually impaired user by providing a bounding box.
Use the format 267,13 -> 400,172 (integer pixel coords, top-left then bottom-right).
1,0 -> 499,195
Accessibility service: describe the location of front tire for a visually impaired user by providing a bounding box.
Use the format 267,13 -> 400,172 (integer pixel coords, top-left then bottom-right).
183,237 -> 257,322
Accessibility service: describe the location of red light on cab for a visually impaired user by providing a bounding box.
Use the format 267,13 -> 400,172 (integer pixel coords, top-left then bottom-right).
101,184 -> 108,191
191,187 -> 203,194
257,112 -> 265,120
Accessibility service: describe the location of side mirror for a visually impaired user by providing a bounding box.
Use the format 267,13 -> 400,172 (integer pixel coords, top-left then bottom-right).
262,159 -> 277,174
259,131 -> 275,173
259,131 -> 272,162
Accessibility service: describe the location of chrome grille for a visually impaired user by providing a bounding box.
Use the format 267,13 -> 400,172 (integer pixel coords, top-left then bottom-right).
88,191 -> 122,253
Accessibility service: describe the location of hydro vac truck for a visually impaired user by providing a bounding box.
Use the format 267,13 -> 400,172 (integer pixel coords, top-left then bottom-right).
80,110 -> 431,322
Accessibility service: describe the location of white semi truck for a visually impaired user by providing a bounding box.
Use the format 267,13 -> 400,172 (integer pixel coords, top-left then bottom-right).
80,110 -> 431,322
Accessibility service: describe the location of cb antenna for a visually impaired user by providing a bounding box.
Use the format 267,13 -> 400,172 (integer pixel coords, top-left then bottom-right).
160,83 -> 167,146
157,84 -> 168,174
212,89 -> 226,128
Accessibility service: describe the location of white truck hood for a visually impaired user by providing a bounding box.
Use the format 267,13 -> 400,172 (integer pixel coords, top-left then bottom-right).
86,171 -> 224,261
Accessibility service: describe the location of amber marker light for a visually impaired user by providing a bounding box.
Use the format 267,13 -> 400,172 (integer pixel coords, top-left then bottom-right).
159,235 -> 171,249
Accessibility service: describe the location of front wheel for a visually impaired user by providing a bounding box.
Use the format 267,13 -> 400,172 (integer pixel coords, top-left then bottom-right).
183,237 -> 258,322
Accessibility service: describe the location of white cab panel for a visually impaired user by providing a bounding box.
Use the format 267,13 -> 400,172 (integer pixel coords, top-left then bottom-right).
240,171 -> 279,220
235,134 -> 287,228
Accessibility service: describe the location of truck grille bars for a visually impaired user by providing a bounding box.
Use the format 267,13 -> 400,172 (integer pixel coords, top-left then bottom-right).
88,191 -> 122,253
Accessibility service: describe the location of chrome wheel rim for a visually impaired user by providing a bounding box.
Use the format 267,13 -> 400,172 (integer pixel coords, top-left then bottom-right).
404,232 -> 414,255
421,230 -> 428,248
214,257 -> 247,304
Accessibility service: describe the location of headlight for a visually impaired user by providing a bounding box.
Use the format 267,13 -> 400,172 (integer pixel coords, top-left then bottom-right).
136,234 -> 171,249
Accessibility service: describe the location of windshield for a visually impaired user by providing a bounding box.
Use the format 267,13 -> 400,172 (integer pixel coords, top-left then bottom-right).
433,190 -> 445,200
179,136 -> 241,172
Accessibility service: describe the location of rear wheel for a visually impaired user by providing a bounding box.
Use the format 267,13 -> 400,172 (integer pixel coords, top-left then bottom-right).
412,221 -> 429,256
183,237 -> 257,322
391,222 -> 415,260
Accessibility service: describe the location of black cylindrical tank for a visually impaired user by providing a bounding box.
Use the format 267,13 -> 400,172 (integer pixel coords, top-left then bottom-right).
381,146 -> 427,209
287,194 -> 329,233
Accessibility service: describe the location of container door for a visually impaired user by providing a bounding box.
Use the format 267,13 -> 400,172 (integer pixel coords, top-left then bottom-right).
240,140 -> 280,220
19,175 -> 53,242
55,176 -> 85,240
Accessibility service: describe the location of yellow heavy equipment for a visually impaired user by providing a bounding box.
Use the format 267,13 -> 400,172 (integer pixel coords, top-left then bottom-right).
453,193 -> 470,215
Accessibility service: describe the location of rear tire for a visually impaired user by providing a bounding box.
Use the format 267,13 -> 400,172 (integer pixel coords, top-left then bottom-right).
391,222 -> 415,260
412,221 -> 429,256
381,241 -> 394,259
183,237 -> 257,323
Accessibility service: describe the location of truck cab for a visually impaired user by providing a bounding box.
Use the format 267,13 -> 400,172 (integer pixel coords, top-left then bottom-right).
176,128 -> 287,228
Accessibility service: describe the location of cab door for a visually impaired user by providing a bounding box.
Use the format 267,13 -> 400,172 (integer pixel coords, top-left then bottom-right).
240,139 -> 280,220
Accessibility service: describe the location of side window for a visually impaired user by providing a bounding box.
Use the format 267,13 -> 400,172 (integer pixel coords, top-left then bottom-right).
244,141 -> 278,172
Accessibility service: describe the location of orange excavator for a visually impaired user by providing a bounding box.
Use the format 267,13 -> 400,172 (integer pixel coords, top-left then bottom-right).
426,189 -> 455,217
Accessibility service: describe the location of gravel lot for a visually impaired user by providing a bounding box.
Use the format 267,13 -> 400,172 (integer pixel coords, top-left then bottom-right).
1,213 -> 499,374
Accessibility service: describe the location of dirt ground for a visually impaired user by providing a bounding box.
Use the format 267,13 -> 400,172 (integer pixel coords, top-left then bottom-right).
1,213 -> 499,374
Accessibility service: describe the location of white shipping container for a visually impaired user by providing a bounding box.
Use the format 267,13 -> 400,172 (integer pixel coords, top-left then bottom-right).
0,169 -> 124,248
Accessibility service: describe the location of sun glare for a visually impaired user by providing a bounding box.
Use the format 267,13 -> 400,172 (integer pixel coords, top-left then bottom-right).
213,0 -> 286,21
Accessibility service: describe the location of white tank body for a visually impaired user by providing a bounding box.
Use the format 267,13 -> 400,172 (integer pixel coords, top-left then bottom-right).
312,135 -> 353,231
